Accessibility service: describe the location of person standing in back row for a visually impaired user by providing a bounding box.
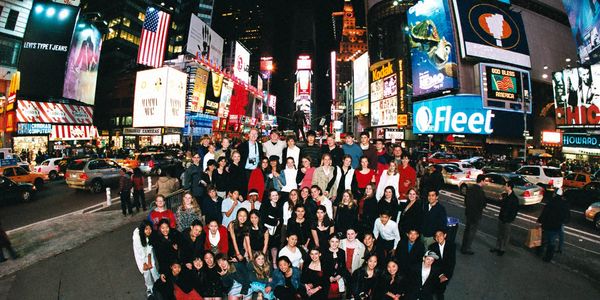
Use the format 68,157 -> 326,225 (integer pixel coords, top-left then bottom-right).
461,175 -> 488,255
341,133 -> 362,169
490,181 -> 519,256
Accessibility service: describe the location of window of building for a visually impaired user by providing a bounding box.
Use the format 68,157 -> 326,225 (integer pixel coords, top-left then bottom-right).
105,29 -> 118,40
124,116 -> 133,126
0,38 -> 20,67
108,18 -> 120,27
174,45 -> 182,53
171,22 -> 178,30
175,35 -> 183,42
119,30 -> 138,45
5,10 -> 19,31
168,45 -> 173,53
122,17 -> 130,27
138,12 -> 145,22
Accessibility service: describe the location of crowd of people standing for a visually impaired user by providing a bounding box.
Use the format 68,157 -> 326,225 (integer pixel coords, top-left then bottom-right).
133,128 -> 460,300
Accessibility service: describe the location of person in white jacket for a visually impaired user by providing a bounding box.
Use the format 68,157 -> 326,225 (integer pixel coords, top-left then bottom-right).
376,161 -> 400,200
263,130 -> 287,163
340,228 -> 366,274
133,220 -> 160,297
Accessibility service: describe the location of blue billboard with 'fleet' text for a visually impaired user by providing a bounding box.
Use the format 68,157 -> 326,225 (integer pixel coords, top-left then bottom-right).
408,0 -> 459,97
412,94 -> 494,134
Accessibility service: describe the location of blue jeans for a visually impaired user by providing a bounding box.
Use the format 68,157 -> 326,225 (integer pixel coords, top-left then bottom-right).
249,282 -> 274,300
540,229 -> 560,261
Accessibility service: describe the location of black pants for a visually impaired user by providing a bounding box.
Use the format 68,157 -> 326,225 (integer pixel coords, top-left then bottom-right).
120,191 -> 133,215
461,218 -> 480,251
132,189 -> 146,210
274,286 -> 299,300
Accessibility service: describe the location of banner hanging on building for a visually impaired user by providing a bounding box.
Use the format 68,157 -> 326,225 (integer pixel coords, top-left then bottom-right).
186,14 -> 224,68
16,100 -> 93,124
50,125 -> 98,141
233,42 -> 250,84
453,0 -> 531,68
137,7 -> 170,68
553,64 -> 600,128
562,1 -> 600,64
408,0 -> 459,97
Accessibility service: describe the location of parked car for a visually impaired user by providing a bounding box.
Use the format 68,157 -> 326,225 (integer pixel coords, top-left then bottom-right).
585,202 -> 600,230
515,165 -> 563,190
563,181 -> 600,207
562,172 -> 592,190
450,161 -> 484,178
0,175 -> 36,203
428,152 -> 459,164
34,157 -> 69,180
0,165 -> 47,190
460,173 -> 544,206
122,152 -> 177,175
437,164 -> 475,187
460,157 -> 485,169
65,159 -> 122,193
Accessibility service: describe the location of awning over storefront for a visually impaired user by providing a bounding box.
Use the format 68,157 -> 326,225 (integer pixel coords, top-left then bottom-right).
50,125 -> 99,141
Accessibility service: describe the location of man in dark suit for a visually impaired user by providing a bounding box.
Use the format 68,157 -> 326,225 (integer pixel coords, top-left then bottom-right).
396,229 -> 426,275
490,181 -> 519,256
421,190 -> 448,249
461,175 -> 489,255
407,251 -> 442,300
237,128 -> 264,177
428,230 -> 456,300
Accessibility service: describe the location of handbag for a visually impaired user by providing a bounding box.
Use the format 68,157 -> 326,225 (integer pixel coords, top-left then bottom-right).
525,226 -> 542,248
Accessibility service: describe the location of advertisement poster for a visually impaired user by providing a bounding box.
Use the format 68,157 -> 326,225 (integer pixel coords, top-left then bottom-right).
553,65 -> 600,128
204,71 -> 224,116
18,1 -> 80,99
186,14 -> 224,68
453,0 -> 531,68
413,95 -> 494,134
370,80 -> 383,102
353,52 -> 369,115
480,63 -> 531,113
383,74 -> 397,98
164,68 -> 187,128
260,56 -> 273,79
562,0 -> 600,64
233,42 -> 250,84
371,96 -> 398,127
190,67 -> 209,113
218,79 -> 234,118
408,0 -> 459,97
63,20 -> 102,105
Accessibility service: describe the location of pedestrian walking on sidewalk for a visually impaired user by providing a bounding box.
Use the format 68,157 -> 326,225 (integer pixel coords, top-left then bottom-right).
132,220 -> 160,296
0,219 -> 18,262
461,175 -> 488,255
536,188 -> 570,262
119,168 -> 133,216
490,181 -> 519,256
131,168 -> 146,212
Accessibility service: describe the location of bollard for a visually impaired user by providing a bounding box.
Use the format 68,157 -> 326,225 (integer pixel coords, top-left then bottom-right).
106,187 -> 112,206
147,176 -> 152,191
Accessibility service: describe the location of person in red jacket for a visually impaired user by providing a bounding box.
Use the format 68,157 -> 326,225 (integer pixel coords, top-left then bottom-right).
398,154 -> 416,200
148,195 -> 176,229
248,157 -> 268,201
204,219 -> 229,255
375,139 -> 391,186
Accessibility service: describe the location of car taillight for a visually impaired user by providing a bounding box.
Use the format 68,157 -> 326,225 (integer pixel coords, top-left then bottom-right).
466,171 -> 471,178
37,167 -> 42,172
523,190 -> 531,197
539,189 -> 544,196
548,179 -> 554,186
80,173 -> 88,180
450,175 -> 457,180
149,160 -> 155,168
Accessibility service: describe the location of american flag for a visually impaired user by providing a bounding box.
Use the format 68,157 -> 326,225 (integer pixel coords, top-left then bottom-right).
137,7 -> 171,68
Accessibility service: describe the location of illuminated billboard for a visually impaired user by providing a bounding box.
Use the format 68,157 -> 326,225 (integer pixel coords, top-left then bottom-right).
408,0 -> 459,97
18,1 -> 80,99
353,52 -> 369,115
453,0 -> 531,68
204,71 -> 224,116
186,14 -> 224,68
370,59 -> 398,127
413,95 -> 494,134
562,1 -> 600,64
553,65 -> 600,128
63,20 -> 102,105
189,67 -> 209,113
479,63 -> 531,113
297,55 -> 312,70
260,57 -> 273,79
233,42 -> 250,84
218,79 -> 234,118
133,67 -> 187,128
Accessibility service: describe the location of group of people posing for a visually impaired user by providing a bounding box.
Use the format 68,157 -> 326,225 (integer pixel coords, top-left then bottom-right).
133,129 -> 455,300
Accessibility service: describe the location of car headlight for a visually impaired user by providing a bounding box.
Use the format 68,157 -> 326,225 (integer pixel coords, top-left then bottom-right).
32,185 -> 37,191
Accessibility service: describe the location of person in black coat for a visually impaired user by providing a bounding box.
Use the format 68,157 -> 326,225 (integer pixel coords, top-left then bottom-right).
398,189 -> 423,235
406,251 -> 442,300
421,190 -> 447,249
490,181 -> 519,256
428,230 -> 456,300
179,220 -> 206,269
237,128 -> 264,175
461,175 -> 488,255
351,254 -> 381,300
322,234 -> 351,297
537,190 -> 570,262
375,259 -> 407,299
183,155 -> 203,200
153,219 -> 181,274
153,262 -> 196,300
395,229 -> 425,276
420,165 -> 444,202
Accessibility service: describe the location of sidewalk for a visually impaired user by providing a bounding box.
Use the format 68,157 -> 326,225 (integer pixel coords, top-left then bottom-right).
2,211 -> 600,299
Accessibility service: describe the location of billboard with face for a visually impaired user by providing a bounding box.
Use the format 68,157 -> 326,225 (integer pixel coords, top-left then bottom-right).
553,65 -> 600,128
18,1 -> 80,99
562,0 -> 600,64
63,20 -> 102,105
453,0 -> 531,68
408,0 -> 459,97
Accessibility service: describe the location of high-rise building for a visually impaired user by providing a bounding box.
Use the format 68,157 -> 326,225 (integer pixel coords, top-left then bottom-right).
333,0 -> 367,62
0,0 -> 33,95
197,0 -> 214,26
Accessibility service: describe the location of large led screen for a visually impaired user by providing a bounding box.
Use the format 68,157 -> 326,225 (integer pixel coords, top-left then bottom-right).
63,20 -> 102,105
479,63 -> 531,113
18,1 -> 80,99
553,65 -> 600,128
408,0 -> 459,97
562,1 -> 600,64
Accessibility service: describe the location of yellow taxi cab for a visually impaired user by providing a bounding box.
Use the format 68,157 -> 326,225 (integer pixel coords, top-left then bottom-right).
0,164 -> 48,190
563,172 -> 592,190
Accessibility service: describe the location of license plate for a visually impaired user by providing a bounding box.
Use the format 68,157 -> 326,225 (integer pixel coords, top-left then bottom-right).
533,191 -> 539,196
71,174 -> 78,178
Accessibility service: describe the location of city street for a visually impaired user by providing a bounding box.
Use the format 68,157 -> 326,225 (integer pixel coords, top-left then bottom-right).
1,190 -> 599,299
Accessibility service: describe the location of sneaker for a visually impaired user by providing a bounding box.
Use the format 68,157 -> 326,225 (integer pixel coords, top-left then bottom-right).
146,290 -> 153,297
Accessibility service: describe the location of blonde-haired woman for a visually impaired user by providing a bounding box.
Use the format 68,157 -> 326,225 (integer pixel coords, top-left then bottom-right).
247,252 -> 275,299
376,161 -> 400,200
311,153 -> 337,198
176,192 -> 202,232
334,190 -> 358,235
